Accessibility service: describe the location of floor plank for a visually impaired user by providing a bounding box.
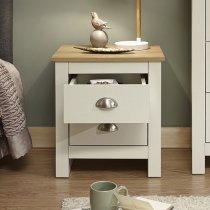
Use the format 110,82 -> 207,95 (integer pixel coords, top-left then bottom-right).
0,149 -> 210,209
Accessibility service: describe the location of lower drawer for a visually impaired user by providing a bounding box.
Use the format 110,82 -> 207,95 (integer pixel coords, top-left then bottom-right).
69,123 -> 147,146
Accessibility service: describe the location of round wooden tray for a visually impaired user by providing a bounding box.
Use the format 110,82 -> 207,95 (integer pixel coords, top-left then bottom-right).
74,46 -> 134,54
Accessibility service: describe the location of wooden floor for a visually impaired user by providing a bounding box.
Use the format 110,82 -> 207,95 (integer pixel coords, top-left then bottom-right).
0,149 -> 210,210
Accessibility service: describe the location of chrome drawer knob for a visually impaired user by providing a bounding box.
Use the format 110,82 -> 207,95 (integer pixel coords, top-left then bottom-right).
97,123 -> 118,132
96,97 -> 118,109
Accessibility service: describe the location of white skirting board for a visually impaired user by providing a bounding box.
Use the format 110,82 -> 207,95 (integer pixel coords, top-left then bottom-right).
29,127 -> 191,149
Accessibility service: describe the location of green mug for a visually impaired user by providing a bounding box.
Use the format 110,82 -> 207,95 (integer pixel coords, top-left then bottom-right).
90,181 -> 128,210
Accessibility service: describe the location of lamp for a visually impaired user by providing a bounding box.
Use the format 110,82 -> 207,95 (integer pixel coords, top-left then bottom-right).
115,0 -> 148,50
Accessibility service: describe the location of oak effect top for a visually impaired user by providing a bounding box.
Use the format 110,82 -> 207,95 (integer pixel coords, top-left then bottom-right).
51,45 -> 165,62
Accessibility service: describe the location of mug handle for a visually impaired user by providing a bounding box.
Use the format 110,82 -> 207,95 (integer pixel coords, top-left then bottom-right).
117,185 -> 128,196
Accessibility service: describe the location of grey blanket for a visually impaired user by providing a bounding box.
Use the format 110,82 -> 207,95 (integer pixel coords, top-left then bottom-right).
0,59 -> 32,159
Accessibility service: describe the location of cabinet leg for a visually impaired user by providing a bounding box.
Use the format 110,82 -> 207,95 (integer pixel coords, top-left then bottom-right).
56,133 -> 69,177
148,140 -> 161,177
192,141 -> 205,174
192,97 -> 205,174
192,156 -> 205,174
148,120 -> 161,177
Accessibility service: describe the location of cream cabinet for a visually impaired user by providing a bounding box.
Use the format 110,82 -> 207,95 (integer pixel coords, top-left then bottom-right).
192,0 -> 210,173
52,45 -> 164,177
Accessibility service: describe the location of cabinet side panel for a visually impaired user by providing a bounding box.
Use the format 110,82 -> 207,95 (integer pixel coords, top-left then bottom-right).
55,62 -> 70,177
148,62 -> 161,177
192,0 -> 205,174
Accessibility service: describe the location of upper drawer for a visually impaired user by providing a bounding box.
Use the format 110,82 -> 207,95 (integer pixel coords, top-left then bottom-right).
206,42 -> 210,92
68,63 -> 148,74
207,0 -> 210,41
64,76 -> 150,123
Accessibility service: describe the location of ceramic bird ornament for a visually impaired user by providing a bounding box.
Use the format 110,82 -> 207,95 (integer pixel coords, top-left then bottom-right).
91,12 -> 111,30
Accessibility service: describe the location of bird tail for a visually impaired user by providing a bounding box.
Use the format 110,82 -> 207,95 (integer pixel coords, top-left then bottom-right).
104,26 -> 112,29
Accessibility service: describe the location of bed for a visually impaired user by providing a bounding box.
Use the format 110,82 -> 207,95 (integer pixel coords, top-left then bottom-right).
0,0 -> 32,159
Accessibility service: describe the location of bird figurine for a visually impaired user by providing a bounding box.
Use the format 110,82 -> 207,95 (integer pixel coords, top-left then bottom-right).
91,12 -> 111,30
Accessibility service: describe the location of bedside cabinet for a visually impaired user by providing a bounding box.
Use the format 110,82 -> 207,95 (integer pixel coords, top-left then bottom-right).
192,0 -> 210,174
52,45 -> 165,177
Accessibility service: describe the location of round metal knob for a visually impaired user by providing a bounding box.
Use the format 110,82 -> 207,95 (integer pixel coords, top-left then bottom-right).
97,123 -> 118,132
96,97 -> 118,109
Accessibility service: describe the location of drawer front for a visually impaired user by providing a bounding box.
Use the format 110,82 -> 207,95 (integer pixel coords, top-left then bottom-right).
206,93 -> 210,142
68,63 -> 148,74
64,84 -> 149,123
206,43 -> 210,92
207,0 -> 210,41
69,124 -> 147,146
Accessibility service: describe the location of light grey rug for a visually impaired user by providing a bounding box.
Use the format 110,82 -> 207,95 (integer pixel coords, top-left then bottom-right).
62,196 -> 210,210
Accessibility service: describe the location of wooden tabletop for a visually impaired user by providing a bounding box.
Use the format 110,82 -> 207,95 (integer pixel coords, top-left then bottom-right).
51,45 -> 165,62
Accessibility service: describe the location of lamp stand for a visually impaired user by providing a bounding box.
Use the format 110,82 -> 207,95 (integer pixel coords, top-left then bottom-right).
115,0 -> 148,50
136,0 -> 141,41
